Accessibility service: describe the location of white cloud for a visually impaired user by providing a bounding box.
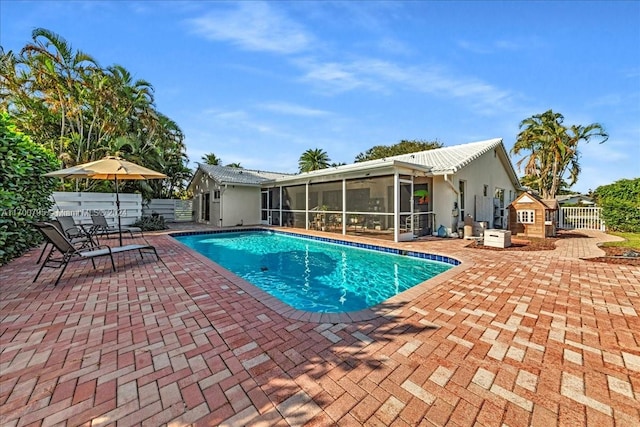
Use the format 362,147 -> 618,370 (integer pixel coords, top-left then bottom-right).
586,94 -> 624,108
296,59 -> 377,93
258,102 -> 331,117
580,138 -> 633,163
186,2 -> 311,54
457,37 -> 538,54
297,57 -> 513,112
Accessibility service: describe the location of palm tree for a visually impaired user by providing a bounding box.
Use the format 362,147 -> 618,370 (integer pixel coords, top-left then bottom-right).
201,153 -> 221,165
511,110 -> 607,199
2,28 -> 192,197
298,148 -> 330,172
226,162 -> 242,168
20,28 -> 99,158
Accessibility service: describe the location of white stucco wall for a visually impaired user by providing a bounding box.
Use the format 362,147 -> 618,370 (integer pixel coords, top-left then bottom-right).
189,171 -> 218,224
221,185 -> 261,226
432,149 -> 518,233
431,175 -> 457,232
455,149 -> 518,228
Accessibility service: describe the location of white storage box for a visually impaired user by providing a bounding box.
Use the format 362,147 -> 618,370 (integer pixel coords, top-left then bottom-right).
484,229 -> 511,248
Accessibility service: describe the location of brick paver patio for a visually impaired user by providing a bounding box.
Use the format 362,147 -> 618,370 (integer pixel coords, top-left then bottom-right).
1,225 -> 638,426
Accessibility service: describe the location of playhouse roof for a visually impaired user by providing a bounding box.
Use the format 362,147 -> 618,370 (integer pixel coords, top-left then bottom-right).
510,191 -> 559,210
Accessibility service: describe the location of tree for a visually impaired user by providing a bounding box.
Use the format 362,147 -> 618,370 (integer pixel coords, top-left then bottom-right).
298,148 -> 330,172
511,110 -> 608,199
201,153 -> 221,165
355,139 -> 442,162
1,28 -> 191,199
226,162 -> 242,168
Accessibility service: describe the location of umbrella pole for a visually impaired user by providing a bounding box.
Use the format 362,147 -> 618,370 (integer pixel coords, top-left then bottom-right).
115,176 -> 123,246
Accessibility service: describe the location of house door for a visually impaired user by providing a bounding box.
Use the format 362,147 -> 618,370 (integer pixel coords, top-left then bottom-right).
261,190 -> 270,225
202,193 -> 210,222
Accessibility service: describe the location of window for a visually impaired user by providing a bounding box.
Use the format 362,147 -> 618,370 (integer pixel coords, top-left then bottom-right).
213,190 -> 221,199
483,185 -> 488,197
517,210 -> 535,224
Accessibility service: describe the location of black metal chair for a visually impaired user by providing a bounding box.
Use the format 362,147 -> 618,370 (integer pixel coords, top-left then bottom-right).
33,222 -> 159,286
56,216 -> 96,245
89,211 -> 142,244
36,219 -> 94,263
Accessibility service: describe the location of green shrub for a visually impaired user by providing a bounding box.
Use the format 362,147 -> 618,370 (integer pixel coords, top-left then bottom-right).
594,178 -> 640,232
0,113 -> 59,265
132,214 -> 167,231
599,199 -> 640,232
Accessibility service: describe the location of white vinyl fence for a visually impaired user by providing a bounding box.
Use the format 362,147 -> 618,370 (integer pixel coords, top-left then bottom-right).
51,192 -> 143,227
143,199 -> 193,222
559,207 -> 605,231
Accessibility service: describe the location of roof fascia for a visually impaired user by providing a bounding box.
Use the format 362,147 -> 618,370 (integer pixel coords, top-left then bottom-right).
263,160 -> 431,186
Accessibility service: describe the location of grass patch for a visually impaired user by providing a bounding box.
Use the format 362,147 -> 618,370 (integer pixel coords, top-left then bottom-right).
601,232 -> 640,249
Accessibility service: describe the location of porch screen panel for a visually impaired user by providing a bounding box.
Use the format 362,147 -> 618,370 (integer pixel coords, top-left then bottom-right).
308,181 -> 343,211
284,185 -> 306,210
345,176 -> 393,213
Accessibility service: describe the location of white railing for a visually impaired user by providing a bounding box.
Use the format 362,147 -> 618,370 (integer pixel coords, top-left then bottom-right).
559,207 -> 604,231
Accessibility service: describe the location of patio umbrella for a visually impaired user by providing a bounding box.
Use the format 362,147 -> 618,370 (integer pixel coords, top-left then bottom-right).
44,156 -> 167,245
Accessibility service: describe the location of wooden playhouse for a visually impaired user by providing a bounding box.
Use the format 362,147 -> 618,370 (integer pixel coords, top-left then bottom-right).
508,192 -> 558,238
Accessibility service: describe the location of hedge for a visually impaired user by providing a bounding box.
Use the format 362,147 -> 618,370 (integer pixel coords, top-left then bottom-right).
594,178 -> 640,233
0,113 -> 59,265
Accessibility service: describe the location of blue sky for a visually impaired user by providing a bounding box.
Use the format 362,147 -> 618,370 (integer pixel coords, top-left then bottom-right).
2,0 -> 639,192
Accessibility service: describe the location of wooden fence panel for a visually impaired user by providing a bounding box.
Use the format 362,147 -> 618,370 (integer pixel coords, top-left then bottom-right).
142,199 -> 193,222
51,192 -> 142,227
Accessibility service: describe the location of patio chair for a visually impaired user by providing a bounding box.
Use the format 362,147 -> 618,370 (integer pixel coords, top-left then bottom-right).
33,222 -> 159,286
36,219 -> 94,263
57,216 -> 96,244
89,211 -> 142,243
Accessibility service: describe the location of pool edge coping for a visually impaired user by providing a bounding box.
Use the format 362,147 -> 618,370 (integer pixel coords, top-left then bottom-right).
169,227 -> 473,323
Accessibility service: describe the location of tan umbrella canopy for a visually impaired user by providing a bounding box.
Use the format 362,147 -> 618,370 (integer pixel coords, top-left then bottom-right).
44,156 -> 167,245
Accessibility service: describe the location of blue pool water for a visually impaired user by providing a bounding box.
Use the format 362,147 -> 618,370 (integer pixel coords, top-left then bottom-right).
174,230 -> 455,313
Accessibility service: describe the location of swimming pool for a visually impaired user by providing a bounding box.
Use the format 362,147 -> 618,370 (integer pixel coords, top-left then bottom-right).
174,230 -> 457,313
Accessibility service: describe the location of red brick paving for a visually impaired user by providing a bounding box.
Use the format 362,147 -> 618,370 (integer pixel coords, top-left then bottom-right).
1,226 -> 639,426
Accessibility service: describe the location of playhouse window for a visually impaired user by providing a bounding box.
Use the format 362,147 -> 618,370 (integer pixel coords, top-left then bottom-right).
517,210 -> 535,224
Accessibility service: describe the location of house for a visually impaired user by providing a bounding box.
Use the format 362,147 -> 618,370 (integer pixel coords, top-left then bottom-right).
555,193 -> 595,206
190,138 -> 521,242
508,192 -> 559,238
188,164 -> 292,227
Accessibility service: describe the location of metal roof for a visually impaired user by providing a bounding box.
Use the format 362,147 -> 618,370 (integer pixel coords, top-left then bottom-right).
381,137 -> 505,174
267,138 -> 518,185
194,138 -> 520,188
197,164 -> 293,186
